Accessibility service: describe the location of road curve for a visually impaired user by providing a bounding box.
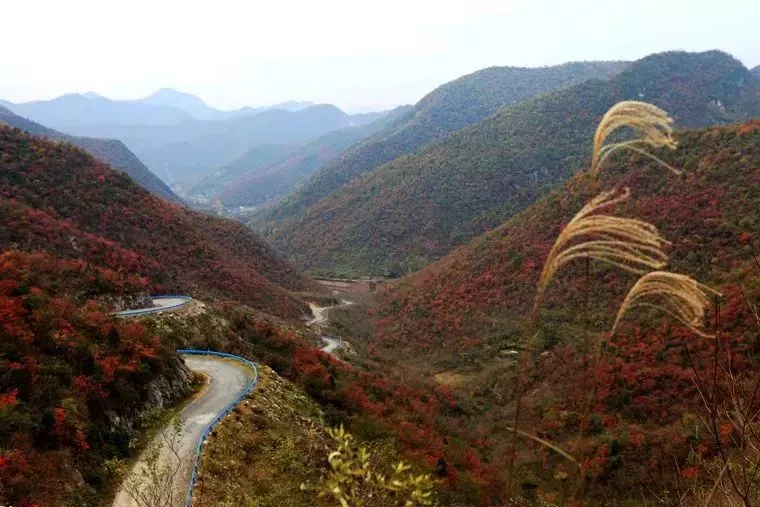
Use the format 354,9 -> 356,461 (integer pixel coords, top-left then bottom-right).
113,355 -> 254,507
115,296 -> 192,318
306,300 -> 353,354
320,336 -> 341,354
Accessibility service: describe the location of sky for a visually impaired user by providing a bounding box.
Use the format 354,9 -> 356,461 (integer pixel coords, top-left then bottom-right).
2,0 -> 759,113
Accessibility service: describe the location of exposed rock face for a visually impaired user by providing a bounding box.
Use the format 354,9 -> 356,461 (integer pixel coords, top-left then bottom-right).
105,355 -> 191,451
99,292 -> 155,312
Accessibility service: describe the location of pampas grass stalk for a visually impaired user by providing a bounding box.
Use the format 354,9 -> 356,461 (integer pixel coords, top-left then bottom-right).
506,188 -> 669,500
506,101 -> 680,502
611,271 -> 721,338
591,101 -> 679,179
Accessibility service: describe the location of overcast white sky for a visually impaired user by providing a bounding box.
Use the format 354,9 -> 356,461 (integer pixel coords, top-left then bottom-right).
2,0 -> 759,112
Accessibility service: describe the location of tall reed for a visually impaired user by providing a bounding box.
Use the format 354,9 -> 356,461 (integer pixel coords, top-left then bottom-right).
506,101 -> 683,502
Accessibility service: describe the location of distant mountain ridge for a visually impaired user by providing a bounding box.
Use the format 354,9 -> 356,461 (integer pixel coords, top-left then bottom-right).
262,50 -> 760,277
752,64 -> 760,78
136,104 -> 357,184
0,105 -> 181,202
258,60 -> 631,226
2,93 -> 192,128
2,89 -> 317,126
183,143 -> 298,200
216,105 -> 413,209
2,90 -> 390,187
135,87 -> 316,120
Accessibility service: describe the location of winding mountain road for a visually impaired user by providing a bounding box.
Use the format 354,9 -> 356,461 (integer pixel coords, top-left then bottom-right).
115,295 -> 192,318
113,355 -> 254,507
307,300 -> 353,353
113,297 -> 253,507
112,295 -> 347,506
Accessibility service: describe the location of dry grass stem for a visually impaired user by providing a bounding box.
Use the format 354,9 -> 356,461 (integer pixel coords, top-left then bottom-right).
612,271 -> 722,337
504,426 -> 580,467
534,187 -> 669,313
591,100 -> 679,178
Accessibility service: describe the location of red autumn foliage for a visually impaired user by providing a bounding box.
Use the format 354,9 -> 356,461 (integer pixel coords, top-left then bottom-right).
0,250 -> 180,506
364,121 -> 760,501
0,125 -> 313,320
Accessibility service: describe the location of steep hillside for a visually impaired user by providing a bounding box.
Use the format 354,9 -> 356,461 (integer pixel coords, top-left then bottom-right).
218,105 -> 413,208
183,143 -> 297,200
3,93 -> 191,128
66,104 -> 355,184
752,64 -> 760,78
258,60 -> 630,225
0,250 -> 191,506
266,50 -> 760,276
0,106 -> 181,202
369,119 -> 760,501
0,125 -> 313,319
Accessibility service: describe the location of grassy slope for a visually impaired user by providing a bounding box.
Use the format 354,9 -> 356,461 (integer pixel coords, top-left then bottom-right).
0,125 -> 313,319
257,61 -> 630,226
267,51 -> 760,277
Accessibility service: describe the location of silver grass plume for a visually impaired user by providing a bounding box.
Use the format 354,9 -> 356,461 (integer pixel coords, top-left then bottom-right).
533,187 -> 669,314
591,100 -> 679,179
612,271 -> 722,337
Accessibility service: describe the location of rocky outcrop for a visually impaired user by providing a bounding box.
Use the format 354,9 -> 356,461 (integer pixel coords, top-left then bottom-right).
105,355 -> 191,451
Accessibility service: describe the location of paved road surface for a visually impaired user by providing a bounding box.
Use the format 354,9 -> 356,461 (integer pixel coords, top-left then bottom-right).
113,355 -> 254,507
115,296 -> 192,318
320,336 -> 341,354
306,300 -> 353,354
152,297 -> 191,308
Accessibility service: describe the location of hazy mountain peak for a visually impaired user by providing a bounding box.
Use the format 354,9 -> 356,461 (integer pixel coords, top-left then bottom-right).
82,91 -> 106,99
272,100 -> 315,111
139,87 -> 213,118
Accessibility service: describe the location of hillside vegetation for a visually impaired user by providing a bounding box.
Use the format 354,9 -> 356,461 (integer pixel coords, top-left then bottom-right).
0,126 -> 312,319
0,250 -> 190,506
183,143 -> 297,201
217,105 -> 413,208
368,119 -> 760,502
256,61 -> 630,227
264,50 -> 760,277
0,106 -> 181,202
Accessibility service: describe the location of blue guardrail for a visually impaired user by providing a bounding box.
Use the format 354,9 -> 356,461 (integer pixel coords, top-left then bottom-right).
115,295 -> 192,318
176,349 -> 259,507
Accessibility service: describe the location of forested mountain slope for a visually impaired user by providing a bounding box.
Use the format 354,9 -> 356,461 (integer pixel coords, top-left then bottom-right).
752,64 -> 760,78
0,251 -> 191,506
0,125 -> 313,318
218,105 -> 413,208
0,106 -> 181,202
183,143 -> 297,200
370,119 -> 760,501
266,50 -> 760,276
257,61 -> 630,225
